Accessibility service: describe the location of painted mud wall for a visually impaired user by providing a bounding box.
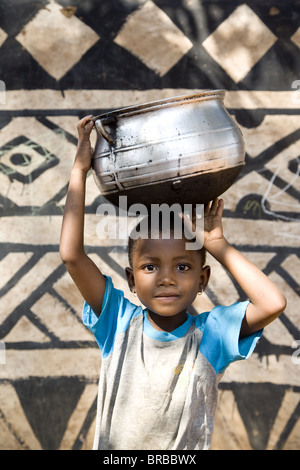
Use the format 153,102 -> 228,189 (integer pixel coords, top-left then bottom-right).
0,0 -> 299,450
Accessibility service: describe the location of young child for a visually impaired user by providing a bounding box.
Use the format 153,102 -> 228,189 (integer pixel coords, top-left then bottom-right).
60,116 -> 287,450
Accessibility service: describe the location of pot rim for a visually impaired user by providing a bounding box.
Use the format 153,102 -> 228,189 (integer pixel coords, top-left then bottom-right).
92,89 -> 225,122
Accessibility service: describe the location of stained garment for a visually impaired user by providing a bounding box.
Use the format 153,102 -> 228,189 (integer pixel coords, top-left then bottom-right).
83,275 -> 262,450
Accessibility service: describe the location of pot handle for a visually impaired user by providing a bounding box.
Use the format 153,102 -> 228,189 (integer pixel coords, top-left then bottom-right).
93,116 -> 114,146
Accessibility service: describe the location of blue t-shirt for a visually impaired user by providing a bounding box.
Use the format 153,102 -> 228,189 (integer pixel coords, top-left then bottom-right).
83,275 -> 262,450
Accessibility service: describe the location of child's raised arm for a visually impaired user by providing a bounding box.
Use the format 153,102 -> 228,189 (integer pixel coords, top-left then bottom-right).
60,116 -> 106,316
203,199 -> 287,338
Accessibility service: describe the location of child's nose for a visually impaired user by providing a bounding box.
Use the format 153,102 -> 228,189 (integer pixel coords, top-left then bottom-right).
157,267 -> 176,286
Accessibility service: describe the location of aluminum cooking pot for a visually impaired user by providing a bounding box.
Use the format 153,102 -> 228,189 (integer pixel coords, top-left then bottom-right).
92,90 -> 245,208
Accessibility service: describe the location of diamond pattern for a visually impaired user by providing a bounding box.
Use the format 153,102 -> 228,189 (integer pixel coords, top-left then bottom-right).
0,135 -> 58,182
114,0 -> 193,76
0,27 -> 7,48
202,4 -> 277,83
15,1 -> 99,80
291,27 -> 300,49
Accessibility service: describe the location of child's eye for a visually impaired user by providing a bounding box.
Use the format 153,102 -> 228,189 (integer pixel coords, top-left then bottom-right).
143,264 -> 156,272
177,264 -> 190,272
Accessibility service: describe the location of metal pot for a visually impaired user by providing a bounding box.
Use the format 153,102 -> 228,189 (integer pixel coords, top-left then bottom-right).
92,90 -> 245,208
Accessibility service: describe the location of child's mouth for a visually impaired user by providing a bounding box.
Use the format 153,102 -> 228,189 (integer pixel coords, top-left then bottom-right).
155,293 -> 180,302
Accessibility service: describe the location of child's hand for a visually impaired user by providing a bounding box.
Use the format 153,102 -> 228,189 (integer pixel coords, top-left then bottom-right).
203,198 -> 225,249
74,115 -> 95,173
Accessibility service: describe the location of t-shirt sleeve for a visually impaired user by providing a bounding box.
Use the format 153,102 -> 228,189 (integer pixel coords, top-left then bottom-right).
199,301 -> 263,374
82,275 -> 142,358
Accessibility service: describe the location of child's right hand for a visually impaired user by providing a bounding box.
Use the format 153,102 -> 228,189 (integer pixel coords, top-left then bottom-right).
74,115 -> 95,173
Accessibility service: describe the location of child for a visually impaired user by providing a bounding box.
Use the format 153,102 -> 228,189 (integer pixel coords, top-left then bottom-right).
60,116 -> 287,450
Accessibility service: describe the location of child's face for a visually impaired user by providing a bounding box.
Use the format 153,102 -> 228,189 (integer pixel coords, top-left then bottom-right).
126,235 -> 210,320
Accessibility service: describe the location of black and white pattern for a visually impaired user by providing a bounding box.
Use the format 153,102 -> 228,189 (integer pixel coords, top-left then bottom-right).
0,0 -> 299,450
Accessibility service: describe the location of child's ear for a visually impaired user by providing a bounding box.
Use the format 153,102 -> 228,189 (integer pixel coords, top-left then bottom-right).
199,265 -> 210,292
125,267 -> 135,292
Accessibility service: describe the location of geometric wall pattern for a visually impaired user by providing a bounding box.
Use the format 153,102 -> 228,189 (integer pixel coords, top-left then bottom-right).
0,0 -> 299,449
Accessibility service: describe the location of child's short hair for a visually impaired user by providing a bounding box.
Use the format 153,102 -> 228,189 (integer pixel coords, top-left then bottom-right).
128,212 -> 206,268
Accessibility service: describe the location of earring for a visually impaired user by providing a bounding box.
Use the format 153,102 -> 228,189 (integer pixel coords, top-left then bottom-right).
197,289 -> 203,296
132,288 -> 137,297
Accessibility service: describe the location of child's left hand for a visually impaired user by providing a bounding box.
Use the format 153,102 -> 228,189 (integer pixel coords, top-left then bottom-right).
203,198 -> 225,249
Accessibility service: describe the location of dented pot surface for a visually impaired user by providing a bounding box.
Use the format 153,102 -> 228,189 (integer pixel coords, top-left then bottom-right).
92,90 -> 245,207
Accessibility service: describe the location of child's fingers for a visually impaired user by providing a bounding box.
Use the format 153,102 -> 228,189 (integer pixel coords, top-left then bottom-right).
216,198 -> 224,217
210,198 -> 219,214
77,115 -> 93,128
204,198 -> 224,216
204,202 -> 211,216
204,199 -> 216,215
77,115 -> 94,136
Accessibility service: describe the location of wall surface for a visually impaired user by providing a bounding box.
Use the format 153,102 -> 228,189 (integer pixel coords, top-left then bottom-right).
0,0 -> 299,450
